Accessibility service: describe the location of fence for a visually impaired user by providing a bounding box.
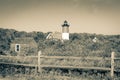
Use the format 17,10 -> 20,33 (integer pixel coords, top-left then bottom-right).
0,51 -> 120,79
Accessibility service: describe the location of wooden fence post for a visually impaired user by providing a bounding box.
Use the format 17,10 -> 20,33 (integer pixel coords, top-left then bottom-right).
111,52 -> 115,80
38,51 -> 41,72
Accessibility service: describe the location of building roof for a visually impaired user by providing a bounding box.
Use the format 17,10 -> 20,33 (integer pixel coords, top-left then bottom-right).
62,20 -> 69,27
46,32 -> 62,40
11,37 -> 37,44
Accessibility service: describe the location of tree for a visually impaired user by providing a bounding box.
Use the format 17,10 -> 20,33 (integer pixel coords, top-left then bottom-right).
34,32 -> 46,42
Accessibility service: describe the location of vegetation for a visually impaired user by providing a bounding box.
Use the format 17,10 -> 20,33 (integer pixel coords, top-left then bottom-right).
41,33 -> 120,57
0,28 -> 47,55
0,28 -> 120,80
0,28 -> 120,56
0,64 -> 117,80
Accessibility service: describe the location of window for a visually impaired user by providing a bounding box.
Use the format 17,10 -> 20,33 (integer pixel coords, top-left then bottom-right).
15,44 -> 20,52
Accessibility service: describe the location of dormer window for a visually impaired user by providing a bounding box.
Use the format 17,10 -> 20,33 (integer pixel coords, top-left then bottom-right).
15,44 -> 20,52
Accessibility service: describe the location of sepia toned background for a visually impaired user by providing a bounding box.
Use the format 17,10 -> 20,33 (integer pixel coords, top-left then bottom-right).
0,0 -> 120,35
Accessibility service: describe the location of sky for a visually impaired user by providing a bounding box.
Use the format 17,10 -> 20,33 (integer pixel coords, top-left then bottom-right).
0,0 -> 120,35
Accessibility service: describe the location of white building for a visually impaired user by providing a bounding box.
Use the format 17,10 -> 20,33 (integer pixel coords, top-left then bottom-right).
46,20 -> 70,40
62,20 -> 70,40
92,37 -> 98,43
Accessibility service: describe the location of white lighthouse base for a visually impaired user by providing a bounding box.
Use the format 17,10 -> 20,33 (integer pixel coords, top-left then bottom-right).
62,33 -> 69,40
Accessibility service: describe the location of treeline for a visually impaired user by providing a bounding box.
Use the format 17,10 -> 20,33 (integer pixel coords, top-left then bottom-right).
0,28 -> 120,56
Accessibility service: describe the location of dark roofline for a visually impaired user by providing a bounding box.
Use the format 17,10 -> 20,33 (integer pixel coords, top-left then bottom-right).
62,20 -> 70,27
11,37 -> 36,44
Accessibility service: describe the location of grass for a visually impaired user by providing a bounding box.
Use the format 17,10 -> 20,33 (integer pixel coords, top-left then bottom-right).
0,73 -> 111,80
0,66 -> 119,80
0,52 -> 120,80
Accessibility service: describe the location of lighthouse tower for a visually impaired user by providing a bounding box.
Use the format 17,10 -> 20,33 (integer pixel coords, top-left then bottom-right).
62,20 -> 70,40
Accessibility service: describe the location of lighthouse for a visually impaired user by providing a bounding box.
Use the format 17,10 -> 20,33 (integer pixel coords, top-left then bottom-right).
62,20 -> 70,40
